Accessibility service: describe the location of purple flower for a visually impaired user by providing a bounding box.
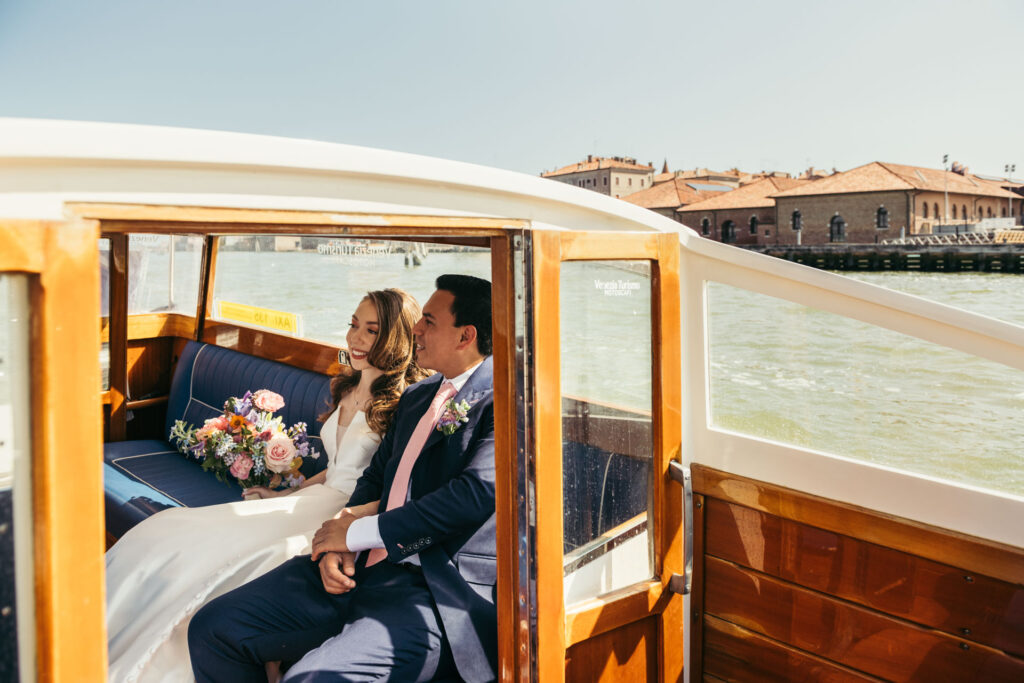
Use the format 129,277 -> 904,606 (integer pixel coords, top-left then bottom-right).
436,399 -> 471,436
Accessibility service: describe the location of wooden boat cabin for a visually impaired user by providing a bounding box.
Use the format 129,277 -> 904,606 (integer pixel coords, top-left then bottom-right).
1,119 -> 1022,681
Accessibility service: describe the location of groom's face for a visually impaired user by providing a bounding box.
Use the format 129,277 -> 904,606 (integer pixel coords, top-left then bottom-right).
413,289 -> 465,375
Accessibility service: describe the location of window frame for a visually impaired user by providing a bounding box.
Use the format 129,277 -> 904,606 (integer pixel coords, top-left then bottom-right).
829,214 -> 847,243
526,229 -> 684,679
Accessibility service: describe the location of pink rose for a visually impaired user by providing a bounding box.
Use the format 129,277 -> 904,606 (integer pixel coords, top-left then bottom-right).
264,435 -> 297,473
196,415 -> 230,440
229,454 -> 254,480
252,390 -> 285,412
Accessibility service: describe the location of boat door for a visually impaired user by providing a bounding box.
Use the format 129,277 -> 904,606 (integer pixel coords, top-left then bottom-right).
0,220 -> 106,680
504,230 -> 685,681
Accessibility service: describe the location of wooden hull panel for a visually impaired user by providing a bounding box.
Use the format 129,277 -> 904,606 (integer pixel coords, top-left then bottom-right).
694,465 -> 1024,682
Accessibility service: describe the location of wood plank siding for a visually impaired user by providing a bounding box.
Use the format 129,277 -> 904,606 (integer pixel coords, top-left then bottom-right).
694,465 -> 1024,682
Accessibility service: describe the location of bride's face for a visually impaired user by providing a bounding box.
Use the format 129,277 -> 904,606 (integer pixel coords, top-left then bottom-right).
346,298 -> 380,372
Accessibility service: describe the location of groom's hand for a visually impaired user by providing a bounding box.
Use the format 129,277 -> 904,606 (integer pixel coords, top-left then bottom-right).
318,551 -> 357,594
311,514 -> 354,560
310,500 -> 380,561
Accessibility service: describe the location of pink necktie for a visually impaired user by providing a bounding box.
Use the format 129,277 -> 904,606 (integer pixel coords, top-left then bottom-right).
366,380 -> 458,566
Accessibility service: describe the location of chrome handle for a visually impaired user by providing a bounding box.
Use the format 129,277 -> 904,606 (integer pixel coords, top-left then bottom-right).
667,460 -> 692,595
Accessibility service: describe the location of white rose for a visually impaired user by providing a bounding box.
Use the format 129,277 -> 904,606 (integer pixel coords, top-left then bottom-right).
264,435 -> 298,473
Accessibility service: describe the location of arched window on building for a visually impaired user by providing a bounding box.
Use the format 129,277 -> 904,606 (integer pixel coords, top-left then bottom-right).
876,206 -> 889,229
791,210 -> 802,231
988,206 -> 993,218
952,204 -> 958,220
1002,207 -> 1007,217
701,218 -> 710,236
923,202 -> 929,219
749,215 -> 759,234
962,204 -> 967,222
829,214 -> 847,243
721,220 -> 737,244
934,202 -> 940,220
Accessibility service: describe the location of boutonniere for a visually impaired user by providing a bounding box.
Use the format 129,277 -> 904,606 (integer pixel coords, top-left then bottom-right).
436,398 -> 472,435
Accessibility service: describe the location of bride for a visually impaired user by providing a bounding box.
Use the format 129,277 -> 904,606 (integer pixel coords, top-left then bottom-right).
105,288 -> 428,683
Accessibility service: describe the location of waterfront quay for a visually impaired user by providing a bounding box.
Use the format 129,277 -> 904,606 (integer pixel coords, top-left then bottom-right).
751,244 -> 1024,272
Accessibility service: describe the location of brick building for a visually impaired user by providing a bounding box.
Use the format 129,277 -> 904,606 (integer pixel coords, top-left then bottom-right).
667,167 -> 744,188
541,155 -> 654,198
675,177 -> 810,245
771,162 -> 1021,245
620,177 -> 727,220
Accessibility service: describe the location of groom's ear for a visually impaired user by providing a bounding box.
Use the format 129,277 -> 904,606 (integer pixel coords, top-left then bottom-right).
455,324 -> 478,351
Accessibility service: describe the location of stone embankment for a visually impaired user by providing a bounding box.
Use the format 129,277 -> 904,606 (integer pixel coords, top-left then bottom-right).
751,243 -> 1024,272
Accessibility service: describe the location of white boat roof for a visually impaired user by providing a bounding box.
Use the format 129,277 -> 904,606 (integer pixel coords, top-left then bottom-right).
0,118 -> 691,237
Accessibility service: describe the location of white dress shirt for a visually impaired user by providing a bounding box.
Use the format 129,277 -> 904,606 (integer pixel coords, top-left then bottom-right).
345,360 -> 483,563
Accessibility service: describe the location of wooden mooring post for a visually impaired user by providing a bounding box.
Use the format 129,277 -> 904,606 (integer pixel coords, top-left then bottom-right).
752,245 -> 1024,273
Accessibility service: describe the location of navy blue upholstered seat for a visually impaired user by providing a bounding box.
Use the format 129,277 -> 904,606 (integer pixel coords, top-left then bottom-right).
104,341 -> 332,537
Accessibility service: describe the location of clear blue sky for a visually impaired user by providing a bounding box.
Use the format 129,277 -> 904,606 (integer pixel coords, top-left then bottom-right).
1,0 -> 1020,178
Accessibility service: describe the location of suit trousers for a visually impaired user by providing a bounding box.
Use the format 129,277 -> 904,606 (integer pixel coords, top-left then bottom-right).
188,555 -> 456,683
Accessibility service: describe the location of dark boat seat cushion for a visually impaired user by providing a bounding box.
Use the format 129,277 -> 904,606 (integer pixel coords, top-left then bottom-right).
104,341 -> 332,537
561,441 -> 649,553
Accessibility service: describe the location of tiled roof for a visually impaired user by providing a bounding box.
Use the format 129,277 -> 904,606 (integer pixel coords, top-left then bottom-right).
770,162 -> 1017,199
542,157 -> 654,177
620,177 -> 713,209
676,177 -> 810,212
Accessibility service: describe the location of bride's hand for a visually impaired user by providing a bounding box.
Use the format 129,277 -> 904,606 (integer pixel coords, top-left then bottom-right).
334,499 -> 380,519
242,486 -> 282,499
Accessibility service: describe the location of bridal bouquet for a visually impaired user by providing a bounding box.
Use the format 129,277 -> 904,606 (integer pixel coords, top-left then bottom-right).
169,389 -> 319,489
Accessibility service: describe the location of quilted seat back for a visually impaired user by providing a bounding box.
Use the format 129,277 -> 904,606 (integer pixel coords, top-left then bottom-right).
164,341 -> 332,468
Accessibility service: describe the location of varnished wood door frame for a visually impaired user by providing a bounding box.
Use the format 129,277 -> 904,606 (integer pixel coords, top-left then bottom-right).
0,219 -> 106,681
81,208 -> 526,682
529,230 -> 684,682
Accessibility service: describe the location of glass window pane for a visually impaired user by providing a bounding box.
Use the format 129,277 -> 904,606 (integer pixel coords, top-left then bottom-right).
128,234 -> 203,315
561,260 -> 654,606
0,274 -> 35,681
210,237 -> 490,346
844,272 -> 1024,328
99,238 -> 110,391
707,281 -> 1024,496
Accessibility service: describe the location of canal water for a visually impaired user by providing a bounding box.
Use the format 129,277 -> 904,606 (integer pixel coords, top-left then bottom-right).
707,271 -> 1024,498
125,242 -> 1024,498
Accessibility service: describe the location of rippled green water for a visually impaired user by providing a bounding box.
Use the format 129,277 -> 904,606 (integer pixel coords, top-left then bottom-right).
708,271 -> 1024,497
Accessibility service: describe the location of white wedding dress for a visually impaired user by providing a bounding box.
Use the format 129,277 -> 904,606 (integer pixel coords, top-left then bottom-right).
106,408 -> 380,683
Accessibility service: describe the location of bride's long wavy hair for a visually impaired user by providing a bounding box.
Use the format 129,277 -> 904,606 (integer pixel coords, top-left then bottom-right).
319,288 -> 430,436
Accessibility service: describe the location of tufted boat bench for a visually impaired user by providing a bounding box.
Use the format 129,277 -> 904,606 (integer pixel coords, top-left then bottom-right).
103,341 -> 331,538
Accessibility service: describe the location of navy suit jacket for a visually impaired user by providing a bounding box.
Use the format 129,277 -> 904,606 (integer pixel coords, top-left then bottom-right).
347,357 -> 496,682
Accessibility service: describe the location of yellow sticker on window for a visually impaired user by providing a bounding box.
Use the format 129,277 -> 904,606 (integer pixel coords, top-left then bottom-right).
216,301 -> 301,335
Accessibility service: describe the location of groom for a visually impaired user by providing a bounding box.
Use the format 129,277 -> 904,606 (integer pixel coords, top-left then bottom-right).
188,274 -> 497,682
